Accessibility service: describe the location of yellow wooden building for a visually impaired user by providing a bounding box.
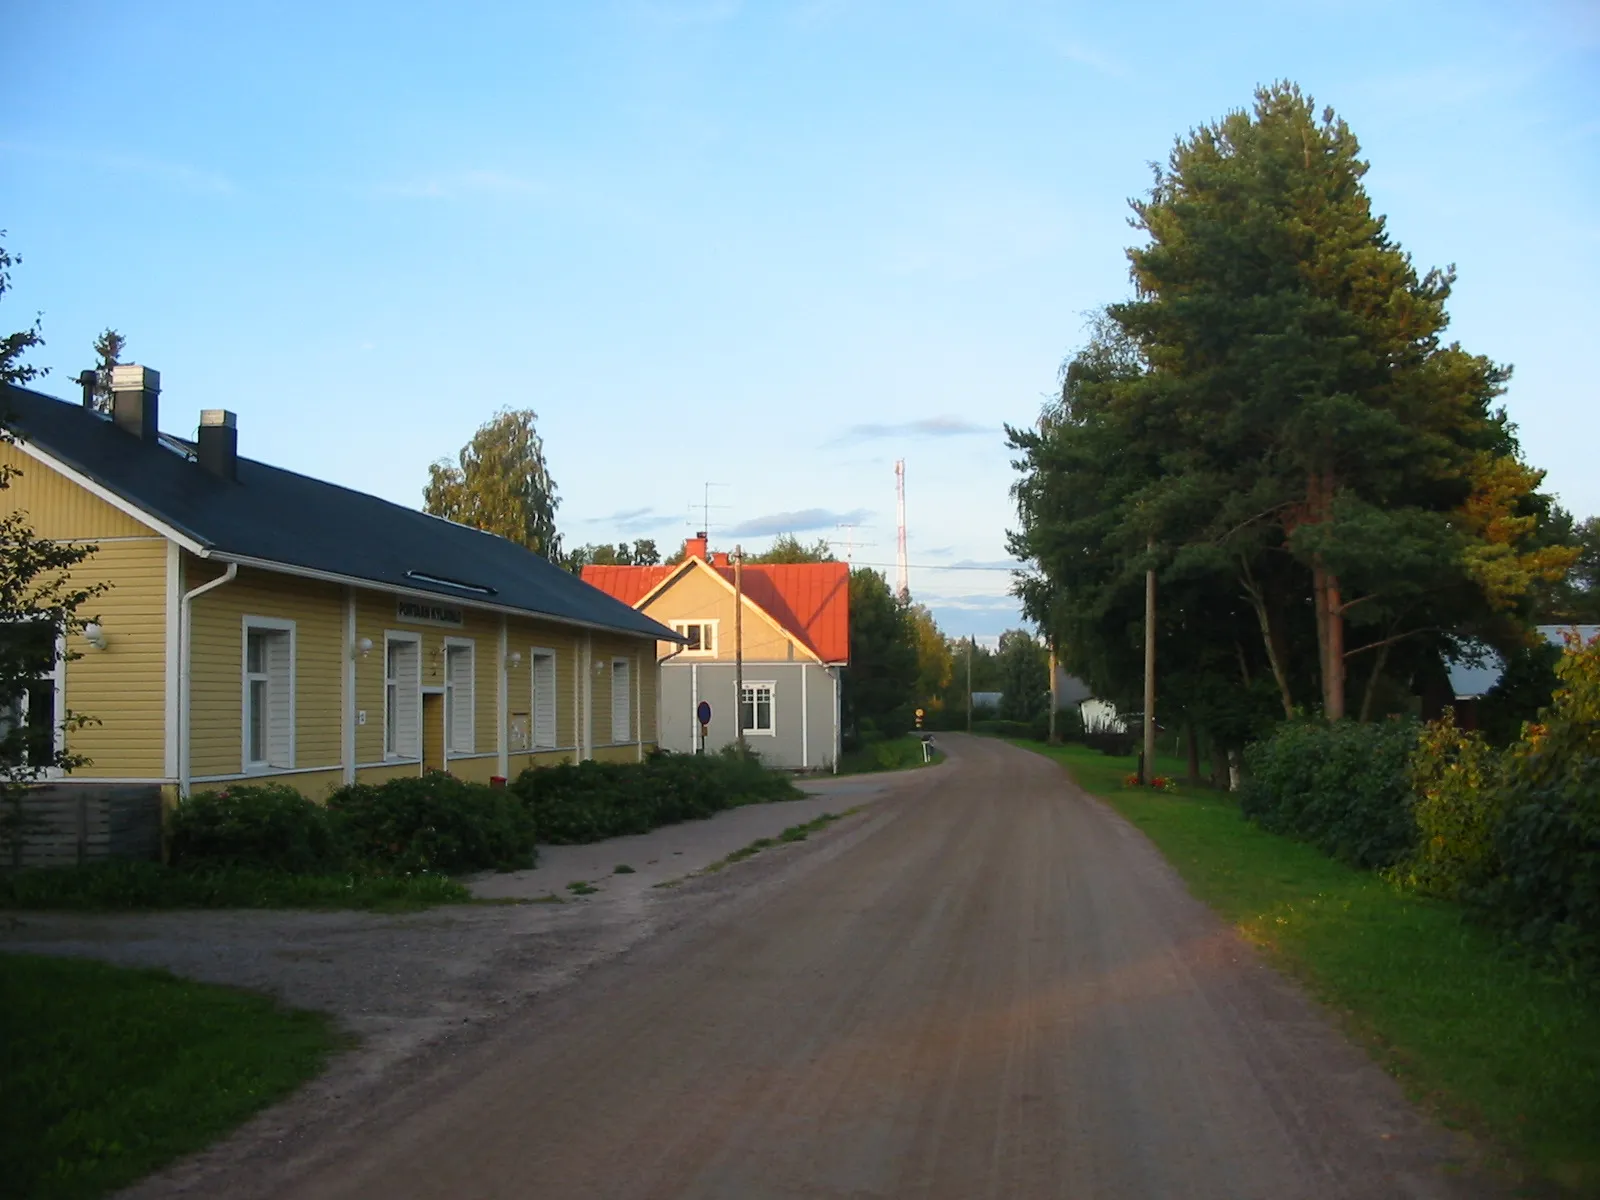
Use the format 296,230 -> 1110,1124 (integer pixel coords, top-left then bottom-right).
1,366 -> 677,820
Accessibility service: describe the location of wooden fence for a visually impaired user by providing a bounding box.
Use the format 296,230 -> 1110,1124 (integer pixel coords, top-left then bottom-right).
3,783 -> 163,869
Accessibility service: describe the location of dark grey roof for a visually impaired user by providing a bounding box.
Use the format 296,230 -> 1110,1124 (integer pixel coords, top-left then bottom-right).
2,383 -> 678,642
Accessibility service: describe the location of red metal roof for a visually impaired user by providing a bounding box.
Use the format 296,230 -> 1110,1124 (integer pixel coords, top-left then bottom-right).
582,559 -> 850,664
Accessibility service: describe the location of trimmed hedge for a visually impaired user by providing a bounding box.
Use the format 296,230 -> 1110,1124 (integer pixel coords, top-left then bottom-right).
170,775 -> 536,877
512,749 -> 800,844
1239,719 -> 1420,870
168,784 -> 344,874
327,774 -> 535,874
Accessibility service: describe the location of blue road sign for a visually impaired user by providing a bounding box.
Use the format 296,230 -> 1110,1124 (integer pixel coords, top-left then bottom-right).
696,700 -> 712,725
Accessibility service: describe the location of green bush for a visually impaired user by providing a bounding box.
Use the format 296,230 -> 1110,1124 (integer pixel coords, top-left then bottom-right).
168,784 -> 343,874
327,773 -> 536,874
1239,719 -> 1419,870
511,748 -> 799,844
1396,712 -> 1506,900
1471,639 -> 1600,978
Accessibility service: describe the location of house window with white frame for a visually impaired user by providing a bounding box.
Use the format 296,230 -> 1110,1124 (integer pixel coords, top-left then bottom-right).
530,649 -> 557,749
740,681 -> 775,736
672,620 -> 717,656
444,641 -> 475,754
0,620 -> 63,770
242,619 -> 294,770
384,634 -> 421,759
610,658 -> 632,743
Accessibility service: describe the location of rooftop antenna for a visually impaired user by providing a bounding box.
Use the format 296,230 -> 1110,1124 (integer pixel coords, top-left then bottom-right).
835,523 -> 875,566
686,482 -> 731,539
895,459 -> 909,602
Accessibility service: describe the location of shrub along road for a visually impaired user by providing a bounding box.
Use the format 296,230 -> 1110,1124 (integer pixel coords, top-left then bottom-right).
138,734 -> 1503,1200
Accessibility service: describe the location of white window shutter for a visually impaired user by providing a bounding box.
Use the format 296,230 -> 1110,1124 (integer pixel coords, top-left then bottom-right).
611,659 -> 630,743
533,652 -> 557,749
449,645 -> 475,753
266,631 -> 293,767
396,641 -> 420,755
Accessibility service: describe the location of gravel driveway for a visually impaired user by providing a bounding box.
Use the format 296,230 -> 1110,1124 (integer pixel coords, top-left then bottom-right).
0,767 -> 928,1082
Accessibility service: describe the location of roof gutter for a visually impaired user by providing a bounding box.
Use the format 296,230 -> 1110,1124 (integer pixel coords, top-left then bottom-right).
178,562 -> 237,798
207,552 -> 686,644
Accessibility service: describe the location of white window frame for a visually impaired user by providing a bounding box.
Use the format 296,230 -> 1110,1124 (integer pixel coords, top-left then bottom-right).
0,620 -> 67,779
530,647 -> 558,750
443,636 -> 476,756
610,657 -> 632,744
384,631 -> 422,761
240,615 -> 295,774
741,680 -> 776,737
671,619 -> 718,657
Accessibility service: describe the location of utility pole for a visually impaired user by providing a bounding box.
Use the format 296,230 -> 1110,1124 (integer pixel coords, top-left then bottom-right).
1142,544 -> 1157,784
966,636 -> 973,733
734,544 -> 745,755
1048,637 -> 1058,744
894,459 -> 909,602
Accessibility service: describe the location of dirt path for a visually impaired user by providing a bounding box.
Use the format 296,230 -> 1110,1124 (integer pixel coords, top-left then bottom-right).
110,733 -> 1500,1200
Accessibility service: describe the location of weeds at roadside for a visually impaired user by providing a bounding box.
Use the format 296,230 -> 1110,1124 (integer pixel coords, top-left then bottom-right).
613,864 -> 635,874
566,881 -> 599,896
702,809 -> 861,874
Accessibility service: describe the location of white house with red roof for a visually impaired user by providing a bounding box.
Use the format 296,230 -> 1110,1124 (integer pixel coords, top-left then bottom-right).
583,536 -> 849,771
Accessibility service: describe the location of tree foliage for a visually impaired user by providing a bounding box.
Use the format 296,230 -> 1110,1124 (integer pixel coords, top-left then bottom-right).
564,539 -> 660,573
995,630 -> 1049,722
0,235 -> 107,853
90,328 -> 126,414
424,409 -> 561,558
750,534 -> 835,564
0,234 -> 45,388
843,569 -> 918,739
1009,84 -> 1580,762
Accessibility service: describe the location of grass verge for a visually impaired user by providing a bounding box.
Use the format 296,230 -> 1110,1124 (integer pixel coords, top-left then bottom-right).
1012,738 -> 1600,1195
0,861 -> 472,912
0,953 -> 339,1200
837,735 -> 944,775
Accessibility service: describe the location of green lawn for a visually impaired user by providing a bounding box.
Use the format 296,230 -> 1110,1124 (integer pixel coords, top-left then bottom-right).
1013,739 -> 1600,1196
837,734 -> 944,775
0,860 -> 472,912
0,953 -> 340,1200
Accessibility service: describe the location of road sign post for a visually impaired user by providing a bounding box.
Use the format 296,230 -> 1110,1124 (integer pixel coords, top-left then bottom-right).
696,700 -> 712,754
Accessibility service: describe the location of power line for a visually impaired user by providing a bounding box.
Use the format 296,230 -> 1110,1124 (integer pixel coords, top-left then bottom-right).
848,560 -> 1023,572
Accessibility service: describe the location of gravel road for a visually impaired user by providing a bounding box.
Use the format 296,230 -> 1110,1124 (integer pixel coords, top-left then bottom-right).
10,736 -> 1504,1198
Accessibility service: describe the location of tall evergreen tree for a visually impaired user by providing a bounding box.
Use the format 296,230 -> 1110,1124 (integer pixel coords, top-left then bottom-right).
424,409 -> 562,559
1013,85 -> 1574,730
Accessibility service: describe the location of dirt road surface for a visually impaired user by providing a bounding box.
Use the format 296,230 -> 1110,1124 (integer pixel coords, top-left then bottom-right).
146,735 -> 1498,1199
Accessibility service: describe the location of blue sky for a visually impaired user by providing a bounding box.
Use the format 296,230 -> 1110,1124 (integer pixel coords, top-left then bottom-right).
4,1 -> 1596,640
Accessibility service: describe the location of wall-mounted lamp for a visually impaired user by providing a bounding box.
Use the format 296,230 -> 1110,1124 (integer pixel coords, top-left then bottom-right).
83,621 -> 108,651
354,637 -> 373,659
506,651 -> 523,670
594,659 -> 607,675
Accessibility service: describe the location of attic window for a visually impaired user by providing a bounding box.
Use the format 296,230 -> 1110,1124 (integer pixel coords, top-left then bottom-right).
404,570 -> 496,596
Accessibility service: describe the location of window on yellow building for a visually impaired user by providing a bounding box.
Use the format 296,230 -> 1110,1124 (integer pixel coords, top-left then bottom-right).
385,634 -> 421,759
242,618 -> 294,770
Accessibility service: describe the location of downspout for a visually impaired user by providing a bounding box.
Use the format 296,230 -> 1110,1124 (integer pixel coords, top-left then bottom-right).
831,666 -> 840,774
178,561 -> 237,799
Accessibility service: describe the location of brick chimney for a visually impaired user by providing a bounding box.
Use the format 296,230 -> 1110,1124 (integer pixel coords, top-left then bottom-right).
110,365 -> 160,441
712,551 -> 731,568
686,532 -> 708,561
